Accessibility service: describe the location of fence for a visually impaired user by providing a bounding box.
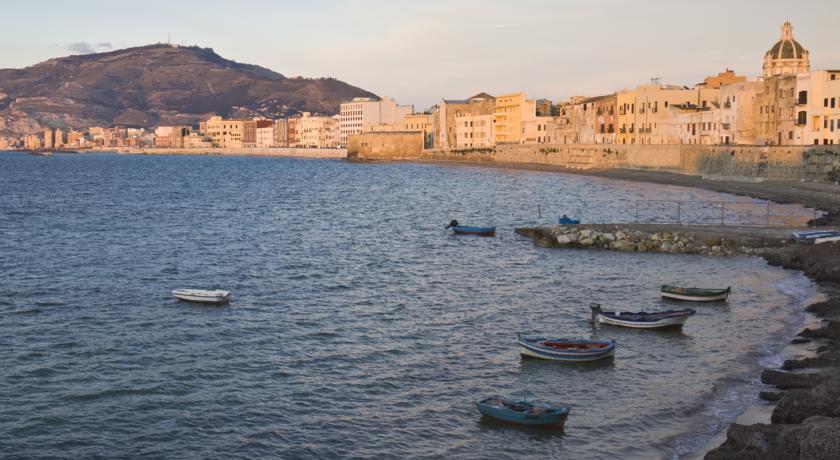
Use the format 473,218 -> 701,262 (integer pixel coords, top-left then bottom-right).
535,200 -> 820,227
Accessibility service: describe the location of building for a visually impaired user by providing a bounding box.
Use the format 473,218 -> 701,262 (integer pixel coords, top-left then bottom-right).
701,69 -> 746,89
794,70 -> 840,145
43,129 -> 54,149
287,117 -> 299,147
296,113 -> 341,148
273,119 -> 289,147
25,134 -> 42,150
339,96 -> 413,147
493,92 -> 536,144
256,120 -> 275,148
763,21 -> 810,78
436,92 -> 495,149
402,113 -> 434,149
616,90 -> 637,144
719,81 -> 763,145
204,116 -> 247,148
454,112 -> 494,148
579,94 -> 617,144
154,126 -> 174,147
756,75 -> 798,145
66,130 -> 85,147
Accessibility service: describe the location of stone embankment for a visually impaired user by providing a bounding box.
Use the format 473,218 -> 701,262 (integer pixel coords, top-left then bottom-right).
514,223 -> 793,257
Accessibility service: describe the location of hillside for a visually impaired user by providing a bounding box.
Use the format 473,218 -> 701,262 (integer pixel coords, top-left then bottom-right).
0,44 -> 376,135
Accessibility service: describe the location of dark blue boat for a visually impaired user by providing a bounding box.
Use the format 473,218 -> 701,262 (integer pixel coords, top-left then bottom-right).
558,214 -> 580,225
476,396 -> 570,427
446,219 -> 495,236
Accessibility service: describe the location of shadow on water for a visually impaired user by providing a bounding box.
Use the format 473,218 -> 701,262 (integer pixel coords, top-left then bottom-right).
476,416 -> 568,441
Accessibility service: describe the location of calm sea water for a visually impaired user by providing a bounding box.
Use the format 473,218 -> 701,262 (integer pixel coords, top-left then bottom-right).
0,152 -> 817,459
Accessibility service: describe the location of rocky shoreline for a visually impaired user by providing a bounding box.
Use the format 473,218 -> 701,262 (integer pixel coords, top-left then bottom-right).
513,215 -> 840,457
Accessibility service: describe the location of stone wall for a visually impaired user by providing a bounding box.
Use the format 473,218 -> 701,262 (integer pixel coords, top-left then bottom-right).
350,141 -> 840,181
347,131 -> 424,161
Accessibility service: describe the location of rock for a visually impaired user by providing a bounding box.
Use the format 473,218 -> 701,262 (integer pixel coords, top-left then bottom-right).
799,321 -> 840,340
601,232 -> 616,242
636,242 -> 649,252
762,369 -> 828,389
706,416 -> 840,460
772,378 -> 840,424
615,230 -> 627,240
611,240 -> 637,252
579,238 -> 595,246
759,390 -> 785,402
650,233 -> 661,241
556,235 -> 574,245
579,229 -> 593,238
791,337 -> 812,344
799,416 -> 840,460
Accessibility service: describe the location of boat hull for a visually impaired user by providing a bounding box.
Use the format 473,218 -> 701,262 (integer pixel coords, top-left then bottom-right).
597,313 -> 690,329
475,398 -> 570,427
172,290 -> 231,304
518,337 -> 615,362
661,286 -> 730,302
451,226 -> 495,236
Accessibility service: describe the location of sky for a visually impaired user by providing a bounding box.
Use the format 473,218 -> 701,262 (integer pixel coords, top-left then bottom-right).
1,0 -> 838,110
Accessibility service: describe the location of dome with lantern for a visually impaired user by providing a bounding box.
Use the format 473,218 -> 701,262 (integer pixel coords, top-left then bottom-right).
763,21 -> 810,77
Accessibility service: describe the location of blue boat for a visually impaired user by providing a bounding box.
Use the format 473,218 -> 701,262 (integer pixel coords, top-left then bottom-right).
558,214 -> 580,225
517,334 -> 615,362
446,219 -> 495,236
476,396 -> 570,428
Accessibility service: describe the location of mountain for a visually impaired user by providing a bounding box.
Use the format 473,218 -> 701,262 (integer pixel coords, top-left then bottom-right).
0,44 -> 377,135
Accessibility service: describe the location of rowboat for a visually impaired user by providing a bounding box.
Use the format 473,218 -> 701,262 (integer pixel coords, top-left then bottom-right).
517,334 -> 615,362
791,230 -> 840,244
172,289 -> 231,304
590,303 -> 695,329
661,285 -> 730,302
445,219 -> 495,236
476,396 -> 570,428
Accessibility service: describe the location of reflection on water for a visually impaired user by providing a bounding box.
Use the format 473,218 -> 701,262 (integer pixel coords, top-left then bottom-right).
0,153 -> 816,459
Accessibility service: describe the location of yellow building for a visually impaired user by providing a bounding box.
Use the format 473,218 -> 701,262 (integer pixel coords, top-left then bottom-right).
454,112 -> 494,148
403,113 -> 434,149
204,116 -> 245,148
616,90 -> 636,144
794,70 -> 840,146
494,92 -> 536,144
436,93 -> 495,149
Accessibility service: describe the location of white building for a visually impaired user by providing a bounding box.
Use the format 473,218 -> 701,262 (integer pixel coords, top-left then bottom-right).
794,70 -> 840,146
339,96 -> 413,147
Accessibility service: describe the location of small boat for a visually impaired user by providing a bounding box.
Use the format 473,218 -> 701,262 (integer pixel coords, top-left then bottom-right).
476,396 -> 570,428
517,334 -> 615,362
558,215 -> 580,225
791,230 -> 840,244
661,285 -> 731,302
590,303 -> 694,329
172,289 -> 231,304
445,219 -> 495,236
813,234 -> 840,244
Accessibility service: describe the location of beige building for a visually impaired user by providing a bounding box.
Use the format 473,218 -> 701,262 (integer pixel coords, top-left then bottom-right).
763,22 -> 810,78
756,76 -> 798,145
616,90 -> 637,144
43,129 -> 54,149
273,119 -> 289,147
719,81 -> 763,145
794,70 -> 840,146
339,96 -> 413,147
256,120 -> 274,148
402,113 -> 434,149
454,112 -> 494,148
436,93 -> 495,149
205,116 -> 245,148
494,92 -> 536,144
297,113 -> 341,148
633,83 -> 720,145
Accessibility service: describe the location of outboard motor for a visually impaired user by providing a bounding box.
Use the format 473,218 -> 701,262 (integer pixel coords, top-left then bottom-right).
445,219 -> 459,229
589,303 -> 601,324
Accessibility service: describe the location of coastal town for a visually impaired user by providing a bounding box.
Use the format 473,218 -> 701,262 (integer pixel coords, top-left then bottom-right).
1,22 -> 837,155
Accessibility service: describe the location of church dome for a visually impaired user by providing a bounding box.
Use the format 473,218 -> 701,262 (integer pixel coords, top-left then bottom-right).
763,22 -> 810,78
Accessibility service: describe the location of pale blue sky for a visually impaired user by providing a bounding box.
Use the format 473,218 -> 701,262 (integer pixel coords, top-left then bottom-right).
1,0 -> 837,109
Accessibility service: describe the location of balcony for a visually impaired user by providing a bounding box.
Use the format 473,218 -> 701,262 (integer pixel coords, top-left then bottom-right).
620,127 -> 627,133
721,123 -> 731,130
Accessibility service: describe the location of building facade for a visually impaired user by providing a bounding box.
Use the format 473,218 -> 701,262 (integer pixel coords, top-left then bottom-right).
339,96 -> 413,147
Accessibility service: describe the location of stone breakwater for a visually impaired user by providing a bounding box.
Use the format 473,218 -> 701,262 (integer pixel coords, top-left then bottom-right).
514,224 -> 790,257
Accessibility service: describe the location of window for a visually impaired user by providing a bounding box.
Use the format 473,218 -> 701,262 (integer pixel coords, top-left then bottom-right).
789,131 -> 793,140
825,98 -> 830,107
798,111 -> 807,125
798,91 -> 808,104
833,98 -> 837,109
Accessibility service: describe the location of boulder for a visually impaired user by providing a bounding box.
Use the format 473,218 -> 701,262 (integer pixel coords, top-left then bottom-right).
579,229 -> 593,238
762,369 -> 828,390
759,391 -> 785,402
556,234 -> 575,245
601,232 -> 616,242
611,240 -> 637,252
579,238 -> 595,246
706,416 -> 840,460
772,378 -> 840,424
799,416 -> 840,460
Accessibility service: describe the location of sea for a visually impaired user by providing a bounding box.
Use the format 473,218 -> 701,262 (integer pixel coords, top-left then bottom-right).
0,152 -> 819,459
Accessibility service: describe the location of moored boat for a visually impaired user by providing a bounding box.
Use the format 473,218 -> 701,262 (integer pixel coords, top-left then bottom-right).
661,285 -> 731,302
172,289 -> 231,304
558,215 -> 580,225
791,230 -> 840,244
590,303 -> 695,329
517,334 -> 615,362
445,219 -> 495,236
476,396 -> 570,427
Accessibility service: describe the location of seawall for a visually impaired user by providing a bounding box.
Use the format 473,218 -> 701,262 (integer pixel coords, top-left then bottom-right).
349,141 -> 840,182
92,147 -> 347,159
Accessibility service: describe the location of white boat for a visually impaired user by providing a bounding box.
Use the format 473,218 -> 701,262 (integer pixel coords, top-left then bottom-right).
814,235 -> 840,245
172,289 -> 231,304
590,304 -> 695,329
